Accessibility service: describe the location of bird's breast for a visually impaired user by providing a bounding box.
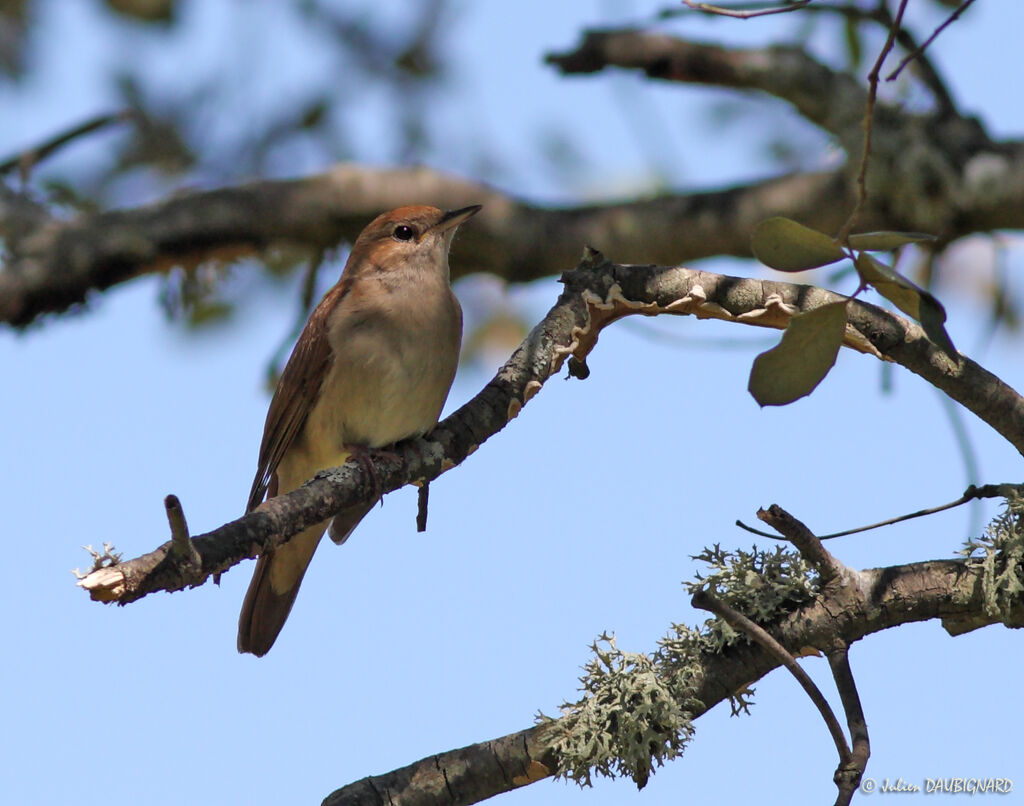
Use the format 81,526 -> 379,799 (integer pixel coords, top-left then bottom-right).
307,282 -> 462,451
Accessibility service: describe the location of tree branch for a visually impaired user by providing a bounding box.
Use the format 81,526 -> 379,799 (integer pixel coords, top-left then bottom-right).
2,165 -> 863,327
5,110 -> 1024,329
77,253 -> 1024,602
547,30 -> 869,145
757,504 -> 845,584
828,646 -> 870,806
691,588 -> 852,764
5,33 -> 1024,328
320,555 -> 1021,806
548,30 -> 1024,240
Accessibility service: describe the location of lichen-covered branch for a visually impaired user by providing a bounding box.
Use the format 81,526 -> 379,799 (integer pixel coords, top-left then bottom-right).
319,546 -> 1023,806
78,252 -> 1024,603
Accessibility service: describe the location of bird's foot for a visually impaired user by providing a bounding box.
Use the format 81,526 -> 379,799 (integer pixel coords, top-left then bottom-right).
345,444 -> 401,507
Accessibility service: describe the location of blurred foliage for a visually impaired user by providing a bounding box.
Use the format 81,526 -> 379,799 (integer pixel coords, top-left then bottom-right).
105,0 -> 176,24
0,0 -> 28,77
1,0 -> 1015,347
3,0 -> 460,195
1,0 -> 468,334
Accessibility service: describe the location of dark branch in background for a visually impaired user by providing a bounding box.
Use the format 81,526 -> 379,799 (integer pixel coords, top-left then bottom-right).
547,30 -> 1021,239
5,25 -> 1024,326
0,164 -> 863,327
320,552 -> 1021,806
548,31 -> 869,145
662,1 -> 957,115
0,110 -> 132,181
77,254 -> 1024,602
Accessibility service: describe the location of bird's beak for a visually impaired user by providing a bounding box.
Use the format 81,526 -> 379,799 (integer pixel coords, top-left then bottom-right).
433,204 -> 482,235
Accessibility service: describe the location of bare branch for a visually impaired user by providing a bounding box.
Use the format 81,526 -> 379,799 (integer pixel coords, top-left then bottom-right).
547,31 -> 867,142
692,589 -> 852,764
828,646 -> 870,806
0,111 -> 132,181
77,255 -> 1024,602
836,0 -> 908,243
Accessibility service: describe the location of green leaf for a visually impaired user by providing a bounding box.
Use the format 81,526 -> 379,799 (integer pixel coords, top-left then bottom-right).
853,253 -> 957,357
847,231 -> 936,252
919,296 -> 958,357
853,253 -> 921,318
748,301 -> 848,407
751,217 -> 846,272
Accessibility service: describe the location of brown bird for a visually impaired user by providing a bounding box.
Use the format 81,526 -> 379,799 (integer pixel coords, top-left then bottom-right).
238,204 -> 480,656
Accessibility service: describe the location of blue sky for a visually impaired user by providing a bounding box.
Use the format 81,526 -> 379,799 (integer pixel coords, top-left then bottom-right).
1,2 -> 1021,805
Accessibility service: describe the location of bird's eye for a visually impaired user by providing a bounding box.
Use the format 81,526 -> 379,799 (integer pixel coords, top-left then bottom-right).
392,225 -> 415,241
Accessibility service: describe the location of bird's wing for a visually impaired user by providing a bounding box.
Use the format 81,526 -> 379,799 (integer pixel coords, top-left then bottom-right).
246,280 -> 350,513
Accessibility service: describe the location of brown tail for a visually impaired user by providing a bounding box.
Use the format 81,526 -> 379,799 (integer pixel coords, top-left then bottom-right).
237,522 -> 325,656
327,502 -> 374,545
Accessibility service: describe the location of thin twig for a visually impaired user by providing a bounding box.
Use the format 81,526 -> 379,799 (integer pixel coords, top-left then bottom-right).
827,646 -> 870,806
417,483 -> 430,533
682,0 -> 810,19
872,1 -> 955,114
886,0 -> 977,84
737,483 -> 1021,542
692,589 -> 852,764
0,110 -> 133,180
836,0 -> 909,244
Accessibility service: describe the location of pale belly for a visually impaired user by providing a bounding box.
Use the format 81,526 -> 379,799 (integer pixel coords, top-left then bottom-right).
296,315 -> 458,473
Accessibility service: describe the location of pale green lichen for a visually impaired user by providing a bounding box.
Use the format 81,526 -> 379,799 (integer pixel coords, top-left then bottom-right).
543,544 -> 819,789
684,544 -> 820,653
958,494 -> 1024,622
540,633 -> 699,789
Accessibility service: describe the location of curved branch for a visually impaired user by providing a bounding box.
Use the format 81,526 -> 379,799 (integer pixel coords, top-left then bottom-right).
547,31 -> 868,144
320,555 -> 1021,806
77,253 -> 1024,602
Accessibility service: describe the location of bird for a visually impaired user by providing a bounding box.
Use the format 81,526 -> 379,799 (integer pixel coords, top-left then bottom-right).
237,203 -> 480,656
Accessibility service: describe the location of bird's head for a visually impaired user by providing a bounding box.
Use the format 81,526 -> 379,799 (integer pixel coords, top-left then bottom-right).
346,204 -> 481,280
